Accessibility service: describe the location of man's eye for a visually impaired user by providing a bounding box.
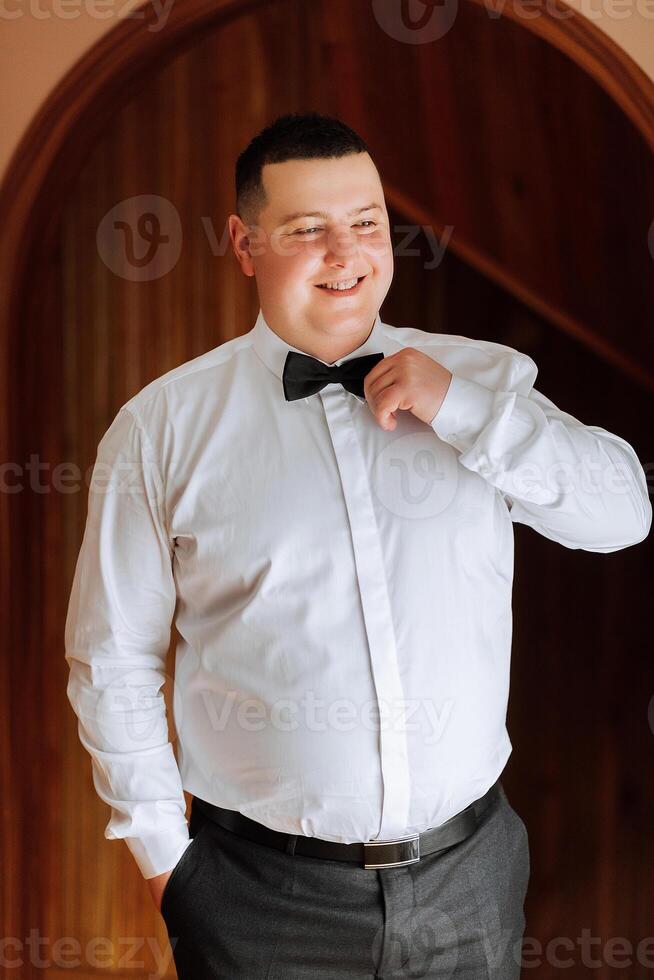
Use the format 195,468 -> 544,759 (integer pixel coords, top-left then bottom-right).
295,221 -> 377,235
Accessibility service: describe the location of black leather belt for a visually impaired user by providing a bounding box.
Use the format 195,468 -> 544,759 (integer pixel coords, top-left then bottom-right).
192,779 -> 501,870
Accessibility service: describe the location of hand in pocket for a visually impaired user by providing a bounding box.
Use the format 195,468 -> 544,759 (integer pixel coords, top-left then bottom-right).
148,868 -> 174,913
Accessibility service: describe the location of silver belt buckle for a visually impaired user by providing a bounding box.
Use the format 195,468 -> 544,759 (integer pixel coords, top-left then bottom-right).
363,833 -> 420,870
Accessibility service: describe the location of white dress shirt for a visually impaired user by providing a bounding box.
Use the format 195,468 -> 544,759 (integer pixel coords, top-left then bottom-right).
65,309 -> 651,879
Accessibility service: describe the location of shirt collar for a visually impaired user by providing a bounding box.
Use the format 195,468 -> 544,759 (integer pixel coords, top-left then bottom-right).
251,308 -> 388,400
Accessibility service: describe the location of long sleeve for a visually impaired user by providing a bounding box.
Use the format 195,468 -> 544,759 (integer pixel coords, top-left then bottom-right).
64,406 -> 192,879
429,358 -> 651,553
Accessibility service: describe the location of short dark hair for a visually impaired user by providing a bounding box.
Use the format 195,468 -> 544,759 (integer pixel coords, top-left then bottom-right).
235,111 -> 371,226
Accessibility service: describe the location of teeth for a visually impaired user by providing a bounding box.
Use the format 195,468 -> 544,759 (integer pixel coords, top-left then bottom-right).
319,277 -> 359,290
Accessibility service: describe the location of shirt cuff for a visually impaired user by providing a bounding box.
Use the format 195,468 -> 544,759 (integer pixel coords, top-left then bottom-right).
429,373 -> 497,454
125,826 -> 192,879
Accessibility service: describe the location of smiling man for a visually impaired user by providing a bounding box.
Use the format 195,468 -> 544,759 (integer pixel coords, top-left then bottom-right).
65,112 -> 651,980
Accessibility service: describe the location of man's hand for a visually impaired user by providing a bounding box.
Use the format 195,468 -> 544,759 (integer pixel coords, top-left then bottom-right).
147,868 -> 173,913
363,348 -> 453,431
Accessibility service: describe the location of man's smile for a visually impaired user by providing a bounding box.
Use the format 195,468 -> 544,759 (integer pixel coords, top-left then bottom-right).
315,274 -> 367,295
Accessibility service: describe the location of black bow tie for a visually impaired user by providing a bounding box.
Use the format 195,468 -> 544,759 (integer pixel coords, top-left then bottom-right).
282,350 -> 385,401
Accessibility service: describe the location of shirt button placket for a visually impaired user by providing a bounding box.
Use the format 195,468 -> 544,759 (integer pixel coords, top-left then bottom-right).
319,385 -> 411,841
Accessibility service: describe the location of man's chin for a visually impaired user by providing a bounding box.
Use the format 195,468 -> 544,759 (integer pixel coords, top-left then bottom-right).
308,306 -> 376,331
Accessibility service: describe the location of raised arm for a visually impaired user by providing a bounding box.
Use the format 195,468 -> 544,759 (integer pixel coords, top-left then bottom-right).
430,354 -> 651,553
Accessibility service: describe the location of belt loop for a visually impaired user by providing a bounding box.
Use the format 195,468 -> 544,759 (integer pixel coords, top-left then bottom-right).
285,834 -> 298,856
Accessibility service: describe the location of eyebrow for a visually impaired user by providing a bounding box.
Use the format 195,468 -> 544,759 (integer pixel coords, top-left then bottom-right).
279,202 -> 383,225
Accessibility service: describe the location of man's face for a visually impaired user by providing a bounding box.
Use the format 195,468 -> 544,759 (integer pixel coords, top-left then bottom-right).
231,152 -> 394,350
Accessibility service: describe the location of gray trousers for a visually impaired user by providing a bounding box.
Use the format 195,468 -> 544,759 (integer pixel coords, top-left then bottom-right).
160,782 -> 530,979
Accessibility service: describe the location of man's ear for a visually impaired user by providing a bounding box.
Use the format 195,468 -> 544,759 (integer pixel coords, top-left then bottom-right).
228,214 -> 256,277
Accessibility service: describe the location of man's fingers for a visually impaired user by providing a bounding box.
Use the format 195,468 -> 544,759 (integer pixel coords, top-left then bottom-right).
373,385 -> 402,429
363,354 -> 395,391
366,377 -> 396,410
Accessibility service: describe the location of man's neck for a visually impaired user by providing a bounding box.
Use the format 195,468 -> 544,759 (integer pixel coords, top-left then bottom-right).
267,315 -> 376,365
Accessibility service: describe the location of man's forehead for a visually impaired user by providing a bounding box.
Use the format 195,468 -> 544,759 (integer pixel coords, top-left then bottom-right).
261,158 -> 383,222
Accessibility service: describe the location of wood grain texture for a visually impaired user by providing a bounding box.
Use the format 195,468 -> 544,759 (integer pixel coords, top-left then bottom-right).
1,0 -> 652,976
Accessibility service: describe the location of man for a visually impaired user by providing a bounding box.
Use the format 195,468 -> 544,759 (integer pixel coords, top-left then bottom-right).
65,112 -> 651,979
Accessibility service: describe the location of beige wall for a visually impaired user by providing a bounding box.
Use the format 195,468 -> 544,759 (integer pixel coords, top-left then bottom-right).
1,0 -> 653,186
564,0 -> 654,80
0,0 -> 149,180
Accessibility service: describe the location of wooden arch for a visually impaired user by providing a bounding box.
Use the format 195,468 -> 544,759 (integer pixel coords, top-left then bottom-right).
2,0 -> 653,945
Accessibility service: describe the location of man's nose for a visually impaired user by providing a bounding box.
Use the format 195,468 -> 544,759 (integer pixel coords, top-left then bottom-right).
322,225 -> 361,263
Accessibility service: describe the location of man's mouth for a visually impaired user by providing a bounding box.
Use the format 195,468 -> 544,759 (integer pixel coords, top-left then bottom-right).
315,275 -> 367,294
